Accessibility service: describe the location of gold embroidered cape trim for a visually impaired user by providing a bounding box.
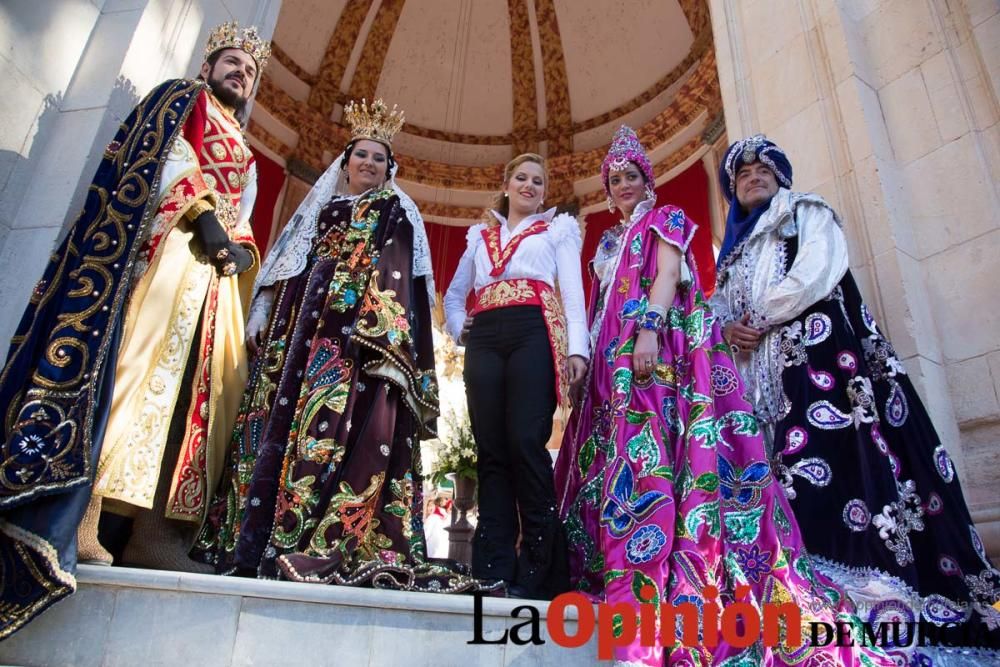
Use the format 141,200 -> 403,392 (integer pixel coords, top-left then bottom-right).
0,79 -> 207,509
0,519 -> 76,640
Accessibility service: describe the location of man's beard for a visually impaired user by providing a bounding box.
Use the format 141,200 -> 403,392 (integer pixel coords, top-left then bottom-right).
207,73 -> 249,115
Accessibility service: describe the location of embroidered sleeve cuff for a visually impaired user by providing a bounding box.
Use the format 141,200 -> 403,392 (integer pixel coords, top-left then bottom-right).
184,197 -> 216,222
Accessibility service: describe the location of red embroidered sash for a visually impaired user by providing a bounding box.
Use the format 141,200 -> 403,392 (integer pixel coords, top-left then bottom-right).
472,278 -> 569,406
481,221 -> 549,277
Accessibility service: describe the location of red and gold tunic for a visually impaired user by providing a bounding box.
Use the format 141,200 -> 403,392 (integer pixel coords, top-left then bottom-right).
94,84 -> 259,523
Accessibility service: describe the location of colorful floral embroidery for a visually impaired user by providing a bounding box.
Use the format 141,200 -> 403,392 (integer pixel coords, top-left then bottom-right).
710,364 -> 739,397
625,525 -> 667,564
356,270 -> 411,347
733,544 -> 773,583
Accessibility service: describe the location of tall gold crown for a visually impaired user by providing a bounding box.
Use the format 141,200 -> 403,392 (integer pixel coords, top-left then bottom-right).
204,21 -> 272,70
344,98 -> 405,146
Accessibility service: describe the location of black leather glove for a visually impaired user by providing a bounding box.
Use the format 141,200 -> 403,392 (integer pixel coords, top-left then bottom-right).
192,210 -> 231,271
225,242 -> 254,275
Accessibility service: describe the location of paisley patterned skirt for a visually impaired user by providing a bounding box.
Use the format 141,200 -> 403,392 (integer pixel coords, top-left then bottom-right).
762,271 -> 1000,662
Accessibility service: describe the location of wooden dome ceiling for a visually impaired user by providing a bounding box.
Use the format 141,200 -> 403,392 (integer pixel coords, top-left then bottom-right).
249,0 -> 723,224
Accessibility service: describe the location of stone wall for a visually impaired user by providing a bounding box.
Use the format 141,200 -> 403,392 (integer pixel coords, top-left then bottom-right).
709,0 -> 1000,557
0,0 -> 281,347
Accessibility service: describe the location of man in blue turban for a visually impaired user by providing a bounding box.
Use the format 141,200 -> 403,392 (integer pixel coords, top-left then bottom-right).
710,135 -> 1000,662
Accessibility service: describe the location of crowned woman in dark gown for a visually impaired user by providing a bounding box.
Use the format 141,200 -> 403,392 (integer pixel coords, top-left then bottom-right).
192,100 -> 489,593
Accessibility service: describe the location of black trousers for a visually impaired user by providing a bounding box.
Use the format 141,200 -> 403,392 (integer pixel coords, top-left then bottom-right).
463,306 -> 568,598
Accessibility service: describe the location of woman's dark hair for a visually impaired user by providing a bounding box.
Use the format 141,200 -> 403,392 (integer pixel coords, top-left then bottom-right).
340,138 -> 396,183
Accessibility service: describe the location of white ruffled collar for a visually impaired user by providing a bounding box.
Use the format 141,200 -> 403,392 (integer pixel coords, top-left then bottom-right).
626,195 -> 655,227
489,207 -> 558,235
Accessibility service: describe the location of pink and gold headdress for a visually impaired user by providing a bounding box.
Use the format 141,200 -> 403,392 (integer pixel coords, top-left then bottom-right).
601,125 -> 655,194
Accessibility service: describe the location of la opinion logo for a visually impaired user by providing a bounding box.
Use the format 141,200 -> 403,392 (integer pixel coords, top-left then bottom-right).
469,588 -> 985,658
469,585 -> 803,659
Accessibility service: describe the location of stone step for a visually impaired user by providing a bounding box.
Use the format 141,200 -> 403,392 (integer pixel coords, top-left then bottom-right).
0,565 -> 607,667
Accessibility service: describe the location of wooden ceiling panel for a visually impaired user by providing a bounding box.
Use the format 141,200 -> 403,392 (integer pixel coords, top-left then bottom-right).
346,0 -> 407,104
377,0 -> 514,136
553,0 -> 693,123
271,0 -> 352,74
249,0 -> 724,222
308,0 -> 373,115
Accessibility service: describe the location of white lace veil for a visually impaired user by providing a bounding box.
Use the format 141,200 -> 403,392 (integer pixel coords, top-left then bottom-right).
254,147 -> 435,303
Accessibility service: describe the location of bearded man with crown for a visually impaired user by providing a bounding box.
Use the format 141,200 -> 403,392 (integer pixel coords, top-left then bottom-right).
0,21 -> 271,638
191,99 -> 492,594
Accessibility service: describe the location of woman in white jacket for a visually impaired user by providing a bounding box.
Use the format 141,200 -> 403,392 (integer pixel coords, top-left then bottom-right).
444,153 -> 588,599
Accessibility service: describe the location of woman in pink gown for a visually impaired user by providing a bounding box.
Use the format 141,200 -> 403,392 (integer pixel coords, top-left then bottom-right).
554,126 -> 891,666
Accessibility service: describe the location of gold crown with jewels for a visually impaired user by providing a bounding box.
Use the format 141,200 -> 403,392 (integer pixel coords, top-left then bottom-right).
344,98 -> 405,146
204,21 -> 271,69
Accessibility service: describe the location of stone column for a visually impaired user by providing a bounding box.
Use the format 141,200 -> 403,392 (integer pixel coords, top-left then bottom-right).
0,0 -> 281,347
708,0 -> 1000,557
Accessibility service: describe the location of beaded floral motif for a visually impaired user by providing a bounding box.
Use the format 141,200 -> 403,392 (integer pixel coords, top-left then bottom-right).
710,364 -> 739,397
779,321 -> 808,368
733,544 -> 773,583
872,479 -> 924,567
843,499 -> 871,532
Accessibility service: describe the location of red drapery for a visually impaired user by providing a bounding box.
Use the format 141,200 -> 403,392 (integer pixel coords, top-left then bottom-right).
581,159 -> 715,300
248,152 -> 715,305
426,220 -> 473,299
249,148 -> 286,252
